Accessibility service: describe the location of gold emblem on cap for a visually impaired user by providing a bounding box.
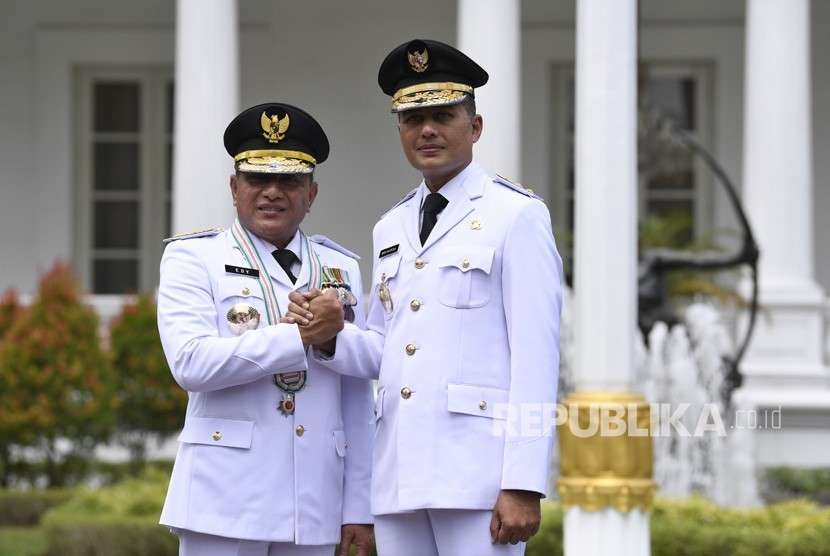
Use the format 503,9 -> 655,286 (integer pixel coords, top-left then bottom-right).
261,111 -> 290,143
408,48 -> 429,73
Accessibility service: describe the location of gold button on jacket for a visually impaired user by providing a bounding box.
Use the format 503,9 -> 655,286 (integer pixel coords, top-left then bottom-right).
295,425 -> 305,437
405,343 -> 416,355
400,387 -> 412,400
212,431 -> 222,441
410,299 -> 421,311
414,258 -> 426,269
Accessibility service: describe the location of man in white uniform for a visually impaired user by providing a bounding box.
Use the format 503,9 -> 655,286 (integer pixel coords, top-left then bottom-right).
286,40 -> 563,555
157,103 -> 375,556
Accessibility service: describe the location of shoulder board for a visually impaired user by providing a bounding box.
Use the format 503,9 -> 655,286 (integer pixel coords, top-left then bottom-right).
379,186 -> 419,220
163,227 -> 224,244
494,174 -> 544,201
309,234 -> 361,260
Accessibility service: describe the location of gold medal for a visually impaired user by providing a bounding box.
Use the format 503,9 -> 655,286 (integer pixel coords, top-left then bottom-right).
273,371 -> 306,416
278,393 -> 296,416
379,273 -> 393,313
226,303 -> 261,335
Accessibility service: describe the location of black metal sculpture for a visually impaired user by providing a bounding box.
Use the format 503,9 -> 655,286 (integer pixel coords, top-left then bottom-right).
637,106 -> 760,406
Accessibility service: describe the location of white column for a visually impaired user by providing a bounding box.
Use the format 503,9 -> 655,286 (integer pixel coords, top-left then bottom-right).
735,0 -> 830,478
457,0 -> 520,180
566,1 -> 650,555
172,0 -> 238,234
573,0 -> 638,393
740,0 -> 827,391
743,0 -> 815,295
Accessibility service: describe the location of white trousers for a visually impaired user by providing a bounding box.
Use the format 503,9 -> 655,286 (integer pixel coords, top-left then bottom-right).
374,509 -> 525,556
177,530 -> 334,556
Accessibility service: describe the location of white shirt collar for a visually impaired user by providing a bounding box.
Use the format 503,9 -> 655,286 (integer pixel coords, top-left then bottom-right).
417,161 -> 477,214
248,228 -> 303,262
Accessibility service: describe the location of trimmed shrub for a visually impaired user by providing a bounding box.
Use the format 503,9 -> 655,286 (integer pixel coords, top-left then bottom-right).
764,467 -> 830,506
24,471 -> 830,556
41,467 -> 176,556
524,498 -> 830,556
43,517 -> 177,556
0,263 -> 114,487
526,502 -> 564,555
650,496 -> 830,556
0,526 -> 48,556
0,490 -> 71,526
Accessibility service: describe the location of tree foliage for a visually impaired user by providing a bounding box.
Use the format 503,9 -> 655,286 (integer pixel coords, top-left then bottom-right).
109,295 -> 185,463
0,263 -> 114,486
0,289 -> 23,341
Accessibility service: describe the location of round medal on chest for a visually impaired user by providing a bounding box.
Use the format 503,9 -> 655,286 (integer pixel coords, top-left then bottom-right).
226,303 -> 261,335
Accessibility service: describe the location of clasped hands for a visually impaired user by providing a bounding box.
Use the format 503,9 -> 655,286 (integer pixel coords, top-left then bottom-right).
280,288 -> 343,353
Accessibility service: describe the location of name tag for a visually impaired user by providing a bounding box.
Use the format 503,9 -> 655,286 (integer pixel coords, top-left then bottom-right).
379,244 -> 399,258
225,265 -> 260,277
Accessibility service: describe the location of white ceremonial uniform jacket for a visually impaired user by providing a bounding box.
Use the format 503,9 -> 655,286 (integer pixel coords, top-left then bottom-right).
314,162 -> 563,515
157,227 -> 373,544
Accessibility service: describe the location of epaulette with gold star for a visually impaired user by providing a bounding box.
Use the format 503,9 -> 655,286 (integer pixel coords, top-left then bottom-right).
309,234 -> 361,260
494,175 -> 543,201
162,227 -> 224,244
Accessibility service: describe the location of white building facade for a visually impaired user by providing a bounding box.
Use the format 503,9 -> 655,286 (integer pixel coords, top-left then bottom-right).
0,0 -> 828,494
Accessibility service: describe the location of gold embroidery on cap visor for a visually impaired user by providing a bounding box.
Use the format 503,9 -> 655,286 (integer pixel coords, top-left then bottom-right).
391,82 -> 474,113
234,149 -> 316,174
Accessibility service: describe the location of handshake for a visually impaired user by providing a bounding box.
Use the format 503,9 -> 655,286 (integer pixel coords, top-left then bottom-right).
280,288 -> 345,354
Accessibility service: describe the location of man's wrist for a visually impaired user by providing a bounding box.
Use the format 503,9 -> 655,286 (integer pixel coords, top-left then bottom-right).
318,337 -> 336,356
311,337 -> 336,360
502,489 -> 543,498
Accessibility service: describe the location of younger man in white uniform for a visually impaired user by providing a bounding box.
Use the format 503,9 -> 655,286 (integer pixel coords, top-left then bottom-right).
287,41 -> 563,555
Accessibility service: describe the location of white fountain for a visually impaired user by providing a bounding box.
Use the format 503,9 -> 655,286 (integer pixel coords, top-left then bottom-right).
554,289 -> 761,507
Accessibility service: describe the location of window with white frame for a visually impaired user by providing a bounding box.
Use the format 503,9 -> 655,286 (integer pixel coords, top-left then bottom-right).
74,67 -> 173,294
550,62 -> 713,276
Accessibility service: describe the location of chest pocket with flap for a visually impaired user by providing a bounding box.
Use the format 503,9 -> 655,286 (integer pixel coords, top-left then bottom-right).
216,278 -> 265,303
437,245 -> 495,308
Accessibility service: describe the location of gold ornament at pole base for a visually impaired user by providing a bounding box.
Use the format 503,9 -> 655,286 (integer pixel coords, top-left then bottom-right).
556,391 -> 656,513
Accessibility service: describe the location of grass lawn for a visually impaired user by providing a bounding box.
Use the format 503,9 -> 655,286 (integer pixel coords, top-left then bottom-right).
0,526 -> 47,556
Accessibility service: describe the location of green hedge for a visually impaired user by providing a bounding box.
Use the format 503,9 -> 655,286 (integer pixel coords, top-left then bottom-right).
526,502 -> 565,555
764,467 -> 830,506
7,469 -> 828,556
40,467 -> 176,556
0,489 -> 71,526
0,527 -> 47,556
527,497 -> 830,556
650,497 -> 830,556
43,516 -> 176,556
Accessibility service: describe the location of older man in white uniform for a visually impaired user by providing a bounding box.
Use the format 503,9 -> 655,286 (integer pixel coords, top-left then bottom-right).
286,40 -> 563,555
157,103 -> 375,556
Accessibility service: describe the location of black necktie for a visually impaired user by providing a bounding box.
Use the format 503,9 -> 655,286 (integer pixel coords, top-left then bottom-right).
420,192 -> 449,245
272,249 -> 299,284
